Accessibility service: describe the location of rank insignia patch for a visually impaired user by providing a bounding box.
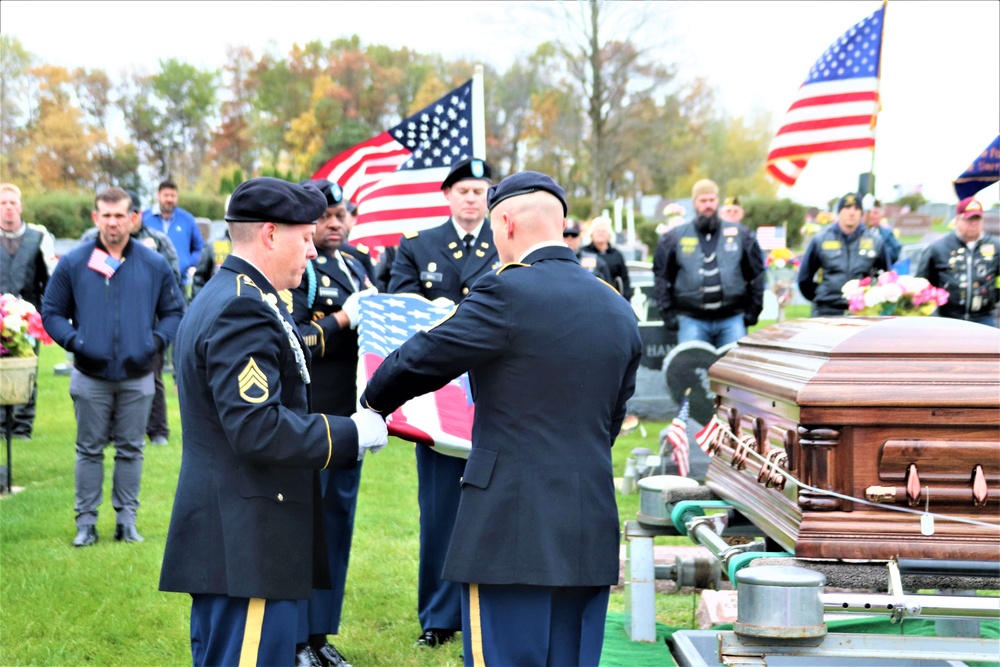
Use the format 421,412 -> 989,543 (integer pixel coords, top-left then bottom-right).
238,358 -> 269,404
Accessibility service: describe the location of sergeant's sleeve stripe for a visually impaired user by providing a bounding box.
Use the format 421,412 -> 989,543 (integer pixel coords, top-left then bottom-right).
238,598 -> 265,667
321,414 -> 332,469
309,320 -> 325,357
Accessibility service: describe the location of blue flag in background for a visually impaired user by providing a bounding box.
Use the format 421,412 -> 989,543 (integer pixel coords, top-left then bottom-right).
954,135 -> 1000,200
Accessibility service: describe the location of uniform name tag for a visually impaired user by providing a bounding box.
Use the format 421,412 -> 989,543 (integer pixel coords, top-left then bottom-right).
420,271 -> 443,282
318,287 -> 339,298
822,240 -> 842,250
722,227 -> 738,236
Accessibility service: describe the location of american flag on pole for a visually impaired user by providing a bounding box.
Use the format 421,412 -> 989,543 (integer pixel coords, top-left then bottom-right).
87,247 -> 121,278
765,4 -> 885,187
664,397 -> 691,477
312,76 -> 484,250
356,293 -> 473,458
755,225 -> 787,251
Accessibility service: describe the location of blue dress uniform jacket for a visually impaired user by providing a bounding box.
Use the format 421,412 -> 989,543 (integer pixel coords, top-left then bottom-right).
364,245 -> 642,586
389,218 -> 498,300
159,255 -> 359,601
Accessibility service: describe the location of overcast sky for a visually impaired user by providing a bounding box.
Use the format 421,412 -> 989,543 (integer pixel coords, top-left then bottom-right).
3,0 -> 998,207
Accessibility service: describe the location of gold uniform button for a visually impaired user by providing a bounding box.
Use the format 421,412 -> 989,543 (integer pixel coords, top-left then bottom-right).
277,493 -> 284,502
462,287 -> 469,295
425,281 -> 432,289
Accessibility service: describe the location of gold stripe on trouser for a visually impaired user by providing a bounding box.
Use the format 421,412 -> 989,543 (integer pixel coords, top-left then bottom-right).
239,598 -> 266,667
469,583 -> 486,667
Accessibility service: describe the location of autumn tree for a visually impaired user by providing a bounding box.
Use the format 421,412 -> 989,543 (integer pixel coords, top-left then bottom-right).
557,0 -> 675,215
18,65 -> 95,190
0,36 -> 36,185
119,59 -> 218,184
211,46 -> 257,175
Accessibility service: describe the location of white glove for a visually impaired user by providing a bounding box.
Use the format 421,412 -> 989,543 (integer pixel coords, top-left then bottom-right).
350,407 -> 388,461
341,286 -> 378,329
431,297 -> 455,309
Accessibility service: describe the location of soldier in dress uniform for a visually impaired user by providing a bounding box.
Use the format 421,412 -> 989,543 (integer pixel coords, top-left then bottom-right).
291,179 -> 374,667
159,177 -> 388,667
363,171 -> 642,666
387,157 -> 498,649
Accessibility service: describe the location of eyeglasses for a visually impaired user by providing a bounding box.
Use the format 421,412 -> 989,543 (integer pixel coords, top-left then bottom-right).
563,231 -> 580,238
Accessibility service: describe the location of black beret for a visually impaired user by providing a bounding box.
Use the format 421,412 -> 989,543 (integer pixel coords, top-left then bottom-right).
487,171 -> 568,217
441,157 -> 493,190
226,177 -> 328,225
299,179 -> 344,207
124,189 -> 142,213
837,192 -> 863,212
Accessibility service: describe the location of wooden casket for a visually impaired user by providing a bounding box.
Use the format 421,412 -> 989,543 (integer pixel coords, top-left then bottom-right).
703,317 -> 1000,561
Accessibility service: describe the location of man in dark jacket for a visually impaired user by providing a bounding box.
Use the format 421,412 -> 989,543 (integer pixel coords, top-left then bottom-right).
798,192 -> 890,316
0,182 -> 52,439
363,171 -> 642,666
653,179 -> 764,346
917,197 -> 998,325
158,178 -> 387,667
42,188 -> 185,547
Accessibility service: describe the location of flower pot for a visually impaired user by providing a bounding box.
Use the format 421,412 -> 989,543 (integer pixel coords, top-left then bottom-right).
0,356 -> 38,406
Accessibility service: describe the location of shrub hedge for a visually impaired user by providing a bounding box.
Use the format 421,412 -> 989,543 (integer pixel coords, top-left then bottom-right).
23,190 -> 227,239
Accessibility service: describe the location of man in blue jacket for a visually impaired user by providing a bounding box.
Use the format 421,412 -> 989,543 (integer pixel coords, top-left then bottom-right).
42,187 -> 185,547
143,179 -> 204,294
363,171 -> 642,667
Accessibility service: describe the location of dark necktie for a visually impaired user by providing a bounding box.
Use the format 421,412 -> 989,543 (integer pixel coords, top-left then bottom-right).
463,233 -> 475,256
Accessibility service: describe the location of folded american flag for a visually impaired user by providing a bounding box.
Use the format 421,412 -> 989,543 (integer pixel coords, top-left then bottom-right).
356,293 -> 473,458
87,247 -> 121,278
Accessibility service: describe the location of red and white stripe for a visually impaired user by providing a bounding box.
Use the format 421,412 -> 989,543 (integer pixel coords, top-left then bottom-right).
766,78 -> 879,186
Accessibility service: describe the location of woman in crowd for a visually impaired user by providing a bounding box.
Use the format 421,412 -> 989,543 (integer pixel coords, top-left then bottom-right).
582,215 -> 632,300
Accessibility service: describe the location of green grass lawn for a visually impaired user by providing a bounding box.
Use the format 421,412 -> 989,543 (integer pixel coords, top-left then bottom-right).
0,344 -> 701,665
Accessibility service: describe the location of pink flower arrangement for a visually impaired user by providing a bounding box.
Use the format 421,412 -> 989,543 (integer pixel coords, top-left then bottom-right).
0,293 -> 53,357
842,271 -> 949,316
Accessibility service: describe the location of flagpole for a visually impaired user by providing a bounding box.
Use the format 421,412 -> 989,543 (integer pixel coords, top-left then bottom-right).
866,0 -> 888,197
473,65 -> 486,160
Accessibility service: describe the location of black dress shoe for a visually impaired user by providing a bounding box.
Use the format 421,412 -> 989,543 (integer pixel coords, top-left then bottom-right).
295,645 -> 322,667
414,629 -> 456,648
73,525 -> 98,547
313,642 -> 352,667
114,524 -> 144,543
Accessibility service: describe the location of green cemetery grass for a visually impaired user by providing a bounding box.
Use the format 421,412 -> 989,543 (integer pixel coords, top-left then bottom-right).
2,342 -> 718,665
